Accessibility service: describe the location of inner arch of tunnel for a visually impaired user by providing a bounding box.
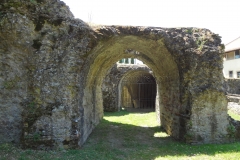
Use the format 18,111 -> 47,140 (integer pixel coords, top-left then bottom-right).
79,35 -> 181,145
118,70 -> 157,110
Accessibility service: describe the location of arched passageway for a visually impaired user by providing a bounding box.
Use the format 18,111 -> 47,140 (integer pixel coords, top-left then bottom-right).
0,0 -> 231,149
80,35 -> 181,145
120,70 -> 156,110
101,62 -> 155,112
78,27 -> 229,146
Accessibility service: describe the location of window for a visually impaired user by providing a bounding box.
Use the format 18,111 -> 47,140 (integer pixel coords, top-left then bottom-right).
235,50 -> 240,59
226,52 -> 235,60
237,72 -> 240,78
131,58 -> 134,64
125,58 -> 129,64
229,71 -> 233,78
119,59 -> 124,63
118,58 -> 139,64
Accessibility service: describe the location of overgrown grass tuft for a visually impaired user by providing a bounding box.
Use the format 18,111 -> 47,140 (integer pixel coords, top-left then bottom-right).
1,111 -> 240,160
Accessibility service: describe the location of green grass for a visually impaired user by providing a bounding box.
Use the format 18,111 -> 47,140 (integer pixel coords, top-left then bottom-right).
1,111 -> 240,160
228,110 -> 240,121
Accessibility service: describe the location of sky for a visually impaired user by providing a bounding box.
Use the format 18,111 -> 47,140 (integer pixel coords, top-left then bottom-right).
62,0 -> 240,44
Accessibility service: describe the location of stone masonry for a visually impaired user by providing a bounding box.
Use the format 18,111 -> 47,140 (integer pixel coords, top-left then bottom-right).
102,63 -> 151,112
0,0 -> 234,149
224,79 -> 240,95
225,78 -> 240,139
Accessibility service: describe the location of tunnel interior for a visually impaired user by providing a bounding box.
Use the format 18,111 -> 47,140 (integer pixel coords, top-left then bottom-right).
120,70 -> 156,110
80,35 -> 181,145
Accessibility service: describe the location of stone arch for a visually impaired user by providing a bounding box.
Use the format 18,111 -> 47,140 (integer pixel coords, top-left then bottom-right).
80,35 -> 181,145
0,0 -> 231,149
118,69 -> 157,110
102,63 -> 153,112
76,26 -> 229,146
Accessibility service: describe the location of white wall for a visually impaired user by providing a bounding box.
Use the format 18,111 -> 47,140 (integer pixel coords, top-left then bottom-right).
135,59 -> 143,64
223,58 -> 240,78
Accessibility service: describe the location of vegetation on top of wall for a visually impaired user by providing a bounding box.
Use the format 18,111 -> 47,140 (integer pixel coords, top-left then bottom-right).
185,28 -> 193,34
196,36 -> 207,51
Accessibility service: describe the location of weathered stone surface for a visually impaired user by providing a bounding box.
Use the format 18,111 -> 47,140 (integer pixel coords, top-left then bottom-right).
224,79 -> 240,94
228,94 -> 240,140
0,0 -> 232,149
102,63 -> 151,111
0,0 -> 94,147
190,90 -> 229,144
229,117 -> 240,140
227,95 -> 240,103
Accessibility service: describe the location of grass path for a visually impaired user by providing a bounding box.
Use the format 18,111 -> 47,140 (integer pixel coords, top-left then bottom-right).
1,111 -> 240,160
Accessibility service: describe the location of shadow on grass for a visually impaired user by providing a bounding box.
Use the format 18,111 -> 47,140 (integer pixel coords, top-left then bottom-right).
104,110 -> 131,117
78,111 -> 240,160
104,108 -> 155,117
1,111 -> 240,160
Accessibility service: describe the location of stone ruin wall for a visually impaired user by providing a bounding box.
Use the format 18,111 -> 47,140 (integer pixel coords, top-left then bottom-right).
0,0 -> 234,149
224,79 -> 240,139
0,0 -> 96,148
224,79 -> 240,95
103,65 -> 240,141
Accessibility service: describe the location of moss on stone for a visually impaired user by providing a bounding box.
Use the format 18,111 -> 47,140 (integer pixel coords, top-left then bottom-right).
3,77 -> 20,89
